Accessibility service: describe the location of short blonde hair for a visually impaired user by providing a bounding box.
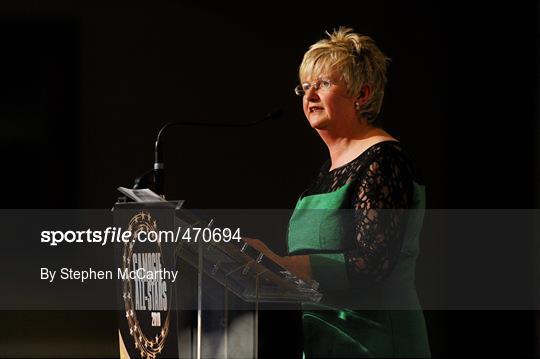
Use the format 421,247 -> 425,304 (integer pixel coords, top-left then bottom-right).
299,27 -> 390,122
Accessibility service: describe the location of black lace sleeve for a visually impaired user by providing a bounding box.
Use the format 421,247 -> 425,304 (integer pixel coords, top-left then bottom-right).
345,145 -> 414,283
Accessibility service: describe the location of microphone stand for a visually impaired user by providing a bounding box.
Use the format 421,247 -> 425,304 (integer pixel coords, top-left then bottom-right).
133,109 -> 283,197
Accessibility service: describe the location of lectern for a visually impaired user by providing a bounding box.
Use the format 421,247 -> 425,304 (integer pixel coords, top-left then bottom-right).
113,200 -> 322,359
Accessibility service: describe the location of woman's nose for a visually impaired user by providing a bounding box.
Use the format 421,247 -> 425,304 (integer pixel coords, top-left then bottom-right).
305,87 -> 320,101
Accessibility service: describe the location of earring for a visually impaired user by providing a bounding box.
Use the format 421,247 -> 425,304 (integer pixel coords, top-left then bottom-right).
354,102 -> 360,110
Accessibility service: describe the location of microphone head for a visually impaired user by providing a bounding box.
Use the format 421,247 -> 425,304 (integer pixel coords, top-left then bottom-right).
264,108 -> 284,121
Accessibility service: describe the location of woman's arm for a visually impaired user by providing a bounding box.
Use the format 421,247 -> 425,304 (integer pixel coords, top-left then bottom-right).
242,238 -> 312,281
345,146 -> 414,283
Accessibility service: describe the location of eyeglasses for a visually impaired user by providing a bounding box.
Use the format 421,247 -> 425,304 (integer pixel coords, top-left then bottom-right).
294,79 -> 336,96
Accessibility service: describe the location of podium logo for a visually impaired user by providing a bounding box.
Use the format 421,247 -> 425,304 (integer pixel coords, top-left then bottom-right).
122,210 -> 172,358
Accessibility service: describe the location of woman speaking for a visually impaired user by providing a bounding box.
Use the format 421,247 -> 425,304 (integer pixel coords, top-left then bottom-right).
247,27 -> 430,358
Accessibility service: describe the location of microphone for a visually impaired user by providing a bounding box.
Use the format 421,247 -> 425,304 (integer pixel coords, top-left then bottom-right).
133,109 -> 284,197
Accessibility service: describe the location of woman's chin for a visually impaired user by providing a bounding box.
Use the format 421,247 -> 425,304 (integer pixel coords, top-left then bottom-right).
307,116 -> 330,130
310,120 -> 330,130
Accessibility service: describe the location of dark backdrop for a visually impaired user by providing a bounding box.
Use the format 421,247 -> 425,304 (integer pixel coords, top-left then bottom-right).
0,1 -> 537,357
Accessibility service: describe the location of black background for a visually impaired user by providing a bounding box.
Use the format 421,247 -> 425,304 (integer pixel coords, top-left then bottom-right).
0,0 -> 537,357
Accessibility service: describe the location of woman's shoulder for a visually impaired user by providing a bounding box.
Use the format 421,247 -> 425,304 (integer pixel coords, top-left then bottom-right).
308,140 -> 421,195
349,140 -> 419,183
353,140 -> 410,166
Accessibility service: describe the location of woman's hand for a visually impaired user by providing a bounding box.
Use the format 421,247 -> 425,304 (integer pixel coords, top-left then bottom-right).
242,237 -> 281,263
242,238 -> 312,282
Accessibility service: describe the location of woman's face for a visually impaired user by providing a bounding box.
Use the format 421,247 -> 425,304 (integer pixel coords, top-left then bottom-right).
302,72 -> 358,131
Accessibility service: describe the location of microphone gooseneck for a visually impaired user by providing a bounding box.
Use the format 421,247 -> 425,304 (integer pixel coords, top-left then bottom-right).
150,108 -> 284,196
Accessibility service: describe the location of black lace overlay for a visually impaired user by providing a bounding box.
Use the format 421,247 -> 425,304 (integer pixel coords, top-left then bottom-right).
305,141 -> 415,283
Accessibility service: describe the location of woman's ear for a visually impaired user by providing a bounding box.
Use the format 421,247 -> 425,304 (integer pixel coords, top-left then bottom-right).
356,84 -> 372,106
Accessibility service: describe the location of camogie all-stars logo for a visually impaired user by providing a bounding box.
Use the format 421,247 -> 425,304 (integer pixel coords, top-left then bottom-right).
122,211 -> 171,358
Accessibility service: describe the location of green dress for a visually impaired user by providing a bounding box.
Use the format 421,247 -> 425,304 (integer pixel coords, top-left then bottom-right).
287,142 -> 431,358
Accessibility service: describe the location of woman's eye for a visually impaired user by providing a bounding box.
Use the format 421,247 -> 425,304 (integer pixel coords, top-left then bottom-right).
321,80 -> 332,88
302,83 -> 311,91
